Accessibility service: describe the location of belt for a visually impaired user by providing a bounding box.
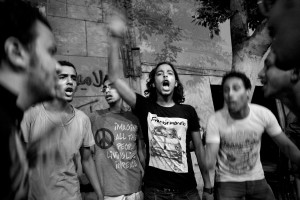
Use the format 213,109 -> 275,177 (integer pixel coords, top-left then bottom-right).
154,186 -> 191,193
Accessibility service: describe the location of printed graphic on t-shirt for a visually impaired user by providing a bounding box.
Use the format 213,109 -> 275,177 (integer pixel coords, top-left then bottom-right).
147,113 -> 188,173
94,122 -> 139,170
219,130 -> 260,174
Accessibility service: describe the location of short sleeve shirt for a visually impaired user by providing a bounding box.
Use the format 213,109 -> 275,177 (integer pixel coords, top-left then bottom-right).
133,94 -> 199,190
90,109 -> 143,196
21,104 -> 95,200
206,104 -> 282,182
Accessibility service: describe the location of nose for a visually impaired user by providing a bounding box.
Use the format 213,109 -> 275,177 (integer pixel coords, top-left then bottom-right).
105,87 -> 111,93
67,76 -> 73,85
224,88 -> 234,100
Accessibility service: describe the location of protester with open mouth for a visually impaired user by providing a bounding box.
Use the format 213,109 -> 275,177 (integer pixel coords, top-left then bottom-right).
205,71 -> 300,200
106,14 -> 213,200
21,61 -> 103,200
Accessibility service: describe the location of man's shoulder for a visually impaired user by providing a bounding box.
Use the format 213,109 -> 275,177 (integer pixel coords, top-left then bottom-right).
249,103 -> 272,115
93,108 -> 110,116
175,103 -> 195,112
74,107 -> 90,120
122,110 -> 140,123
24,104 -> 43,117
209,107 -> 227,121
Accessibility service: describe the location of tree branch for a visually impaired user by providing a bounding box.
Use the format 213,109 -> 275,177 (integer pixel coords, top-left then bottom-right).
246,19 -> 272,56
230,0 -> 248,49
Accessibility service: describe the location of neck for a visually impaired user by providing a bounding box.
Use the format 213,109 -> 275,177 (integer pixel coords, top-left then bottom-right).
229,104 -> 250,120
44,98 -> 72,113
109,99 -> 123,113
156,93 -> 175,107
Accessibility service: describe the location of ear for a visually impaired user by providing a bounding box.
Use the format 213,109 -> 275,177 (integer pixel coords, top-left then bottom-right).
152,83 -> 155,88
175,81 -> 178,87
291,68 -> 300,84
4,37 -> 30,71
246,89 -> 251,100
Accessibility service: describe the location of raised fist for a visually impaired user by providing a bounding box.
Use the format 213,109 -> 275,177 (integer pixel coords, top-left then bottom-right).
107,14 -> 127,38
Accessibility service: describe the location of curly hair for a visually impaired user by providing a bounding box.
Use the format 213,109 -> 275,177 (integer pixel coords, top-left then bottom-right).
144,61 -> 185,104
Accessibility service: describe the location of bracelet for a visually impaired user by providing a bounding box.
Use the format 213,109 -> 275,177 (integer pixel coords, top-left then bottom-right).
203,187 -> 214,194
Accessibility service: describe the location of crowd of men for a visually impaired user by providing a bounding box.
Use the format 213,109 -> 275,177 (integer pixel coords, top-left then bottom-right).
2,0 -> 300,200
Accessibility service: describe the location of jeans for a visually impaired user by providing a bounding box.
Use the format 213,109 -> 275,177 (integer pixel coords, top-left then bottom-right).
104,191 -> 143,200
144,186 -> 200,200
215,179 -> 275,200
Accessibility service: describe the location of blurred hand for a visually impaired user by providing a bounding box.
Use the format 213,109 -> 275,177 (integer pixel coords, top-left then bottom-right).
107,13 -> 127,38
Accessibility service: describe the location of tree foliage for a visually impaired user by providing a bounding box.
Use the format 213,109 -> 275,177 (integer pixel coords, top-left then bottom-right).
131,0 -> 183,62
193,0 -> 266,38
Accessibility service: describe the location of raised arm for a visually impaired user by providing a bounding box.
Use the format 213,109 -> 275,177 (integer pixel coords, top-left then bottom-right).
108,15 -> 136,108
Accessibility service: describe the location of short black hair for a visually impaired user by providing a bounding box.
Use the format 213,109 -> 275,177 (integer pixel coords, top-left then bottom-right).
144,61 -> 185,104
0,0 -> 52,60
221,71 -> 252,90
58,60 -> 77,74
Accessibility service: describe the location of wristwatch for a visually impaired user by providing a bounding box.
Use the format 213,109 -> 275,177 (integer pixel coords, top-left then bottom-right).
203,187 -> 214,194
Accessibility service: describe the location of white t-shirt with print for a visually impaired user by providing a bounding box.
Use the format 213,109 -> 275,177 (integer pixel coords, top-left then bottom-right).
206,104 -> 282,182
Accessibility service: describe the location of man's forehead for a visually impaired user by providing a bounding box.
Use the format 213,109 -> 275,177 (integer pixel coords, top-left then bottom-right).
56,64 -> 76,75
224,77 -> 243,85
156,64 -> 173,71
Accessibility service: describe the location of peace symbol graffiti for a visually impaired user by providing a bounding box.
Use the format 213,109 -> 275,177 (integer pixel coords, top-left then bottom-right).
95,128 -> 114,149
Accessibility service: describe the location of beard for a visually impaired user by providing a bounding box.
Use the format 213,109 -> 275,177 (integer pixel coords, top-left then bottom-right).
26,53 -> 55,105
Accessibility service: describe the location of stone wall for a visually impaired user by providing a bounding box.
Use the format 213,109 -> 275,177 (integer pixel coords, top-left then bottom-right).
33,0 -> 115,116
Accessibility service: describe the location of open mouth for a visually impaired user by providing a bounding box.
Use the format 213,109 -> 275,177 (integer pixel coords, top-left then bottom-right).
162,80 -> 170,90
106,94 -> 112,98
65,88 -> 73,96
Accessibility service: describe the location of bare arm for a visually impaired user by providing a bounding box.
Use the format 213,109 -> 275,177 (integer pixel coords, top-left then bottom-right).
137,137 -> 146,177
272,132 -> 300,166
137,138 -> 146,169
108,16 -> 136,108
80,147 -> 103,200
205,143 -> 219,170
191,131 -> 212,188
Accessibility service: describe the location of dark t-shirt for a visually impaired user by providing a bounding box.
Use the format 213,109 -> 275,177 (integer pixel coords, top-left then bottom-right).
133,94 -> 199,190
0,84 -> 28,200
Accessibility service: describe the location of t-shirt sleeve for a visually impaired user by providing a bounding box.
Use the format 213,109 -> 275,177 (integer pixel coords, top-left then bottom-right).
264,108 -> 282,137
82,115 -> 96,147
205,114 -> 220,144
132,93 -> 147,118
188,106 -> 200,132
